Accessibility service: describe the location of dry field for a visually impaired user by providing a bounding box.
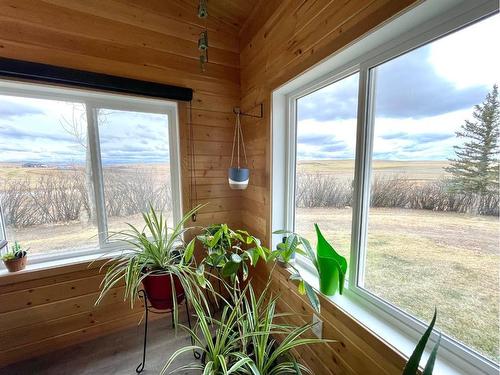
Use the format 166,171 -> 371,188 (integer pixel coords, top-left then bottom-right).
296,207 -> 499,362
297,159 -> 450,181
295,159 -> 499,363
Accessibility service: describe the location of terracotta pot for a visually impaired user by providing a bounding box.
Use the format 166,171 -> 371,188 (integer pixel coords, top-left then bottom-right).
3,256 -> 27,272
142,273 -> 185,310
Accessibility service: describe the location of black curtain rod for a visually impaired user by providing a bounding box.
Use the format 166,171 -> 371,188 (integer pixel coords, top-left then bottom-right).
0,58 -> 193,102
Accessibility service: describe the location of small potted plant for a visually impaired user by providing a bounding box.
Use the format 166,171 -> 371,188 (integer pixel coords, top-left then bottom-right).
2,242 -> 28,272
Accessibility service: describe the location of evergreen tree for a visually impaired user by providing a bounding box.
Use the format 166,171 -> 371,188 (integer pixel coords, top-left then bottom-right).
446,84 -> 499,213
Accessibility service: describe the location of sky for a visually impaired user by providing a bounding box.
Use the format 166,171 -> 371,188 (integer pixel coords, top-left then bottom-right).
297,14 -> 500,161
0,15 -> 498,165
0,97 -> 170,165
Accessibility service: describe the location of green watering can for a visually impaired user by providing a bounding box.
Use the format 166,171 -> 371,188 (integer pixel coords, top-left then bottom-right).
315,224 -> 347,296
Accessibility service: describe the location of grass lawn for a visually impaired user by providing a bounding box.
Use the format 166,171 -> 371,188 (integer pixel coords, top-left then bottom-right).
296,207 -> 499,362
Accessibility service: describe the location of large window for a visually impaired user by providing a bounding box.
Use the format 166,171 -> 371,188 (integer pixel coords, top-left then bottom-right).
362,19 -> 499,362
0,81 -> 180,259
278,5 -> 499,374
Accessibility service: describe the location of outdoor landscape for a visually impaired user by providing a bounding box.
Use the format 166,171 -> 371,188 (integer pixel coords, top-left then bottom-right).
294,159 -> 499,362
0,162 -> 172,253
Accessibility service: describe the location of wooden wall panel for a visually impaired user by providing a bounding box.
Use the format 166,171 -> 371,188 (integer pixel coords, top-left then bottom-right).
0,0 -> 241,367
239,1 -> 421,374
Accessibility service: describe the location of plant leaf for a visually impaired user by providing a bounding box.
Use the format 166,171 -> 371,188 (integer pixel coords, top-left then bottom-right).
402,308 -> 438,375
422,333 -> 441,375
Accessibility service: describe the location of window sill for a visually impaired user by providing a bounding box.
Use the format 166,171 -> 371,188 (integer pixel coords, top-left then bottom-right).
293,260 -> 493,375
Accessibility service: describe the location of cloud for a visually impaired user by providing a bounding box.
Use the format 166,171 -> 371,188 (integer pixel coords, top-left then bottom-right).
374,45 -> 490,119
0,101 -> 43,118
381,132 -> 453,143
0,124 -> 75,143
298,134 -> 341,145
297,73 -> 359,122
320,143 -> 347,153
297,45 -> 492,122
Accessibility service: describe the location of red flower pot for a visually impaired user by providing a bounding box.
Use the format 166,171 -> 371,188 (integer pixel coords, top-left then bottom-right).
142,273 -> 185,310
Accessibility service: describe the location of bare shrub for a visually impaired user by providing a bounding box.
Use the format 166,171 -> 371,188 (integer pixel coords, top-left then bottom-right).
296,173 -> 352,208
0,166 -> 173,228
369,176 -> 410,208
296,173 -> 499,216
0,171 -> 85,227
30,171 -> 85,224
104,168 -> 172,218
0,177 -> 35,227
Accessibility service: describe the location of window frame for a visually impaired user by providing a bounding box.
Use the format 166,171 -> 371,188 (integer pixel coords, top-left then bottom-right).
0,79 -> 182,265
272,0 -> 499,374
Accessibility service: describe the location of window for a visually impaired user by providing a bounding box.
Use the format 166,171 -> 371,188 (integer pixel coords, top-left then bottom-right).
362,20 -> 499,363
98,109 -> 174,234
295,73 -> 359,264
0,81 -> 181,259
274,2 -> 499,374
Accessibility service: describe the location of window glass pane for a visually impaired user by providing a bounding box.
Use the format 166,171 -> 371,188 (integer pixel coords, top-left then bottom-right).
0,96 -> 98,254
362,15 -> 499,362
295,73 -> 359,263
98,109 -> 172,236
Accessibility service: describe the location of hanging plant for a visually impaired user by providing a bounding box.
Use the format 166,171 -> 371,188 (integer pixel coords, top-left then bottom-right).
228,108 -> 249,190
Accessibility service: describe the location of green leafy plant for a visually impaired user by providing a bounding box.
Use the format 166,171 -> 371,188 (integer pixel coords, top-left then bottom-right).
197,224 -> 269,281
161,275 -> 330,375
272,230 -> 320,312
402,309 -> 441,375
1,241 -> 28,261
95,204 -> 212,324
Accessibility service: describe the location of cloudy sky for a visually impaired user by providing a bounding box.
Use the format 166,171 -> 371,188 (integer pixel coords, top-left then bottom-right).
0,15 -> 498,166
0,96 -> 169,165
297,14 -> 499,161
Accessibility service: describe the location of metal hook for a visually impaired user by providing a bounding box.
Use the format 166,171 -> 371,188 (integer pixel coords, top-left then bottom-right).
233,103 -> 263,119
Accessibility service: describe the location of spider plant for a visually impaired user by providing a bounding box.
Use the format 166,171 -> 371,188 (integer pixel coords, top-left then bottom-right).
160,289 -> 252,374
95,204 -> 212,323
236,279 -> 329,375
161,275 -> 330,375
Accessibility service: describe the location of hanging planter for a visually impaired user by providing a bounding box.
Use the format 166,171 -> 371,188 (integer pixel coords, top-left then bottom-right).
228,108 -> 249,190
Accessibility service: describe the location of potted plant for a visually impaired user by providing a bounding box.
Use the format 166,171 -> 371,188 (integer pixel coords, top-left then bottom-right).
95,204 -> 211,321
1,242 -> 28,272
272,224 -> 347,312
161,275 -> 330,375
197,224 -> 269,282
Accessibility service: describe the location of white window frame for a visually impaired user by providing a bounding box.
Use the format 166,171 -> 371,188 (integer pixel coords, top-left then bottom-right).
0,79 -> 182,265
272,0 -> 499,374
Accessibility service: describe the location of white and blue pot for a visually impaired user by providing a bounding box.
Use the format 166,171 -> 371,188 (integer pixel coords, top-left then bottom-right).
228,167 -> 249,190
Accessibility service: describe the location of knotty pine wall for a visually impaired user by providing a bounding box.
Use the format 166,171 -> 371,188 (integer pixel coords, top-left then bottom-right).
0,0 -> 241,367
240,1 -> 422,374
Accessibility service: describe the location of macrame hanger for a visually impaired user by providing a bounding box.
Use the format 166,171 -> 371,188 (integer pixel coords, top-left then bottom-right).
230,110 -> 247,169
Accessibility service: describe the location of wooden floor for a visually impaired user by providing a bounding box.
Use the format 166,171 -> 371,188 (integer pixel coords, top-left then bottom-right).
0,316 -> 198,375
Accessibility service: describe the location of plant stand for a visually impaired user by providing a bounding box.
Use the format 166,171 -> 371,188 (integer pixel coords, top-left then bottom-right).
135,289 -> 200,374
